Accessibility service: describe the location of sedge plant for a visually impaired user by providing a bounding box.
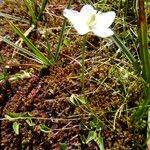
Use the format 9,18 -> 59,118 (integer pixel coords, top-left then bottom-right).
25,0 -> 48,25
133,0 -> 150,121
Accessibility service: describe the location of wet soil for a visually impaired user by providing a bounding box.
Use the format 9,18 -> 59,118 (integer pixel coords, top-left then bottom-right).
0,0 -> 147,150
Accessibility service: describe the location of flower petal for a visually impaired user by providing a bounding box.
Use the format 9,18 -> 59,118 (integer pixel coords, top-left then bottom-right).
63,9 -> 79,23
95,11 -> 116,28
92,27 -> 114,38
63,9 -> 90,35
80,5 -> 97,22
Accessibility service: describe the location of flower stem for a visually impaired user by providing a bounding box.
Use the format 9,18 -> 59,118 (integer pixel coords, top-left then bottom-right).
81,34 -> 87,98
55,0 -> 73,61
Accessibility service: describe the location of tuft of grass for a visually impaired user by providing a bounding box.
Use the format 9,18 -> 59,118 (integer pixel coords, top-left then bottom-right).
25,0 -> 37,24
134,0 -> 150,122
25,0 -> 49,25
0,35 -> 43,64
10,22 -> 53,66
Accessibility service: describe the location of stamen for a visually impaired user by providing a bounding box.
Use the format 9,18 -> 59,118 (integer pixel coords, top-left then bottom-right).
87,14 -> 96,29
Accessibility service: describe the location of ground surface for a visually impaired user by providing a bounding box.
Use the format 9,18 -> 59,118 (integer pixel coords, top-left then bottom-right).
0,0 -> 147,150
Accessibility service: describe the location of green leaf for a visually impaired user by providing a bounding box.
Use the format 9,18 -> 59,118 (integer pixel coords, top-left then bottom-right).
39,124 -> 51,133
25,118 -> 35,127
46,31 -> 55,61
37,0 -> 48,21
147,108 -> 150,146
25,0 -> 37,24
12,122 -> 20,135
0,12 -> 28,23
69,94 -> 79,106
5,112 -> 23,121
134,86 -> 150,121
0,54 -> 3,63
0,74 -> 5,81
10,22 -> 52,66
90,118 -> 103,131
80,135 -> 87,144
0,35 -> 42,64
95,136 -> 104,150
86,131 -> 97,144
110,35 -> 140,73
60,143 -> 67,150
27,112 -> 33,117
137,0 -> 150,83
69,94 -> 87,106
78,95 -> 87,105
63,38 -> 70,46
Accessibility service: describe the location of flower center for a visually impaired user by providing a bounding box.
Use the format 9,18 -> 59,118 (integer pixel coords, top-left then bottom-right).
87,14 -> 96,29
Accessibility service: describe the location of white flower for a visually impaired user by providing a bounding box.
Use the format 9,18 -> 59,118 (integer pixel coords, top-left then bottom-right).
63,5 -> 116,38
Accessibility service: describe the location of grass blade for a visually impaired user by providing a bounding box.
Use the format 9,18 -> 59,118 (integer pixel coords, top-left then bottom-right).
0,74 -> 5,81
0,12 -> 28,23
33,0 -> 38,16
0,35 -> 42,64
134,86 -> 150,121
10,22 -> 53,66
37,0 -> 48,21
147,108 -> 150,148
25,0 -> 37,25
134,0 -> 150,122
137,0 -> 150,83
0,54 -> 3,64
55,0 -> 73,61
46,31 -> 55,61
110,35 -> 140,73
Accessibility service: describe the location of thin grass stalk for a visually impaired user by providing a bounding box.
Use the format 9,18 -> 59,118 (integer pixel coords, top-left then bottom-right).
0,36 -> 37,59
84,0 -> 94,8
55,0 -> 73,61
33,0 -> 38,17
0,55 -> 6,82
147,108 -> 150,148
46,31 -> 55,61
137,0 -> 150,83
37,0 -> 48,21
134,0 -> 150,122
110,35 -> 140,73
134,86 -> 150,121
0,54 -> 3,64
81,35 -> 87,98
10,23 -> 53,66
25,0 -> 37,25
0,12 -> 28,23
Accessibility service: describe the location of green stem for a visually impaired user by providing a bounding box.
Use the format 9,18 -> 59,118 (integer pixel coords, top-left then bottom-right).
55,0 -> 73,61
134,0 -> 150,122
138,0 -> 150,83
37,0 -> 48,21
110,35 -> 140,73
134,85 -> 150,121
81,34 -> 87,98
147,108 -> 150,146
